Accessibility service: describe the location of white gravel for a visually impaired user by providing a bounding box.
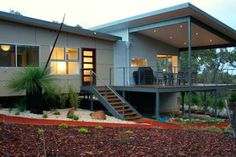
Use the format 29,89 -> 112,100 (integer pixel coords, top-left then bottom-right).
0,108 -> 136,124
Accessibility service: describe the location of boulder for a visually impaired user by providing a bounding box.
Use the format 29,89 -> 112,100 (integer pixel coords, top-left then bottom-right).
91,111 -> 106,120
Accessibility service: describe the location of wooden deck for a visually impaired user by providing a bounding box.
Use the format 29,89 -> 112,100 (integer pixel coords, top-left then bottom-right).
111,83 -> 236,93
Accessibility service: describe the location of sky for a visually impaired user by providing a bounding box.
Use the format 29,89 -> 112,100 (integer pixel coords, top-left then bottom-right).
0,0 -> 236,30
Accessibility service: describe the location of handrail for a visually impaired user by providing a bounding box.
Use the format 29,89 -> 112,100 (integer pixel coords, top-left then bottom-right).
89,70 -> 127,104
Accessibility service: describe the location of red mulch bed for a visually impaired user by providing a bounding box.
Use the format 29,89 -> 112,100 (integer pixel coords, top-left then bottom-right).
0,123 -> 236,157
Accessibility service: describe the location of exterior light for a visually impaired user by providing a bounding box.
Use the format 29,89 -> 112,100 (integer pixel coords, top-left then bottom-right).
195,32 -> 199,36
1,45 -> 11,51
184,42 -> 187,45
163,69 -> 166,72
180,25 -> 183,28
210,39 -> 213,42
169,36 -> 173,39
154,29 -> 157,33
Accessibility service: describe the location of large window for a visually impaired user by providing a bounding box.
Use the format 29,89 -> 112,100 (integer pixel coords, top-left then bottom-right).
157,54 -> 178,73
0,43 -> 39,67
50,47 -> 79,75
131,58 -> 147,67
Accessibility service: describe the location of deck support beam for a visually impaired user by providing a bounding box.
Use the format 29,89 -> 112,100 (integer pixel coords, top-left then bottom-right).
187,17 -> 192,119
90,93 -> 94,111
181,92 -> 185,116
203,91 -> 207,114
155,92 -> 160,119
214,90 -> 218,117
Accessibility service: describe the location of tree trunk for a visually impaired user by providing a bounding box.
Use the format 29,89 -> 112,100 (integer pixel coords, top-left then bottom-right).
28,87 -> 43,114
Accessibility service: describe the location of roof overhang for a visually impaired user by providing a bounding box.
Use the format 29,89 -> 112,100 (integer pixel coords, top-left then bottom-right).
0,11 -> 121,41
92,3 -> 236,48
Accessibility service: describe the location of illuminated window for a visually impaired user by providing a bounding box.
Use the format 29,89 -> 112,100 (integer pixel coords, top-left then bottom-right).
131,58 -> 147,67
156,54 -> 178,73
0,44 -> 39,67
50,47 -> 79,75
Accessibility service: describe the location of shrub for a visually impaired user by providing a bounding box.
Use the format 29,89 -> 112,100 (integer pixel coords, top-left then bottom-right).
15,97 -> 26,112
203,126 -> 222,133
42,113 -> 48,118
229,91 -> 236,103
95,126 -> 104,130
0,128 -> 2,132
53,111 -> 60,115
78,127 -> 89,134
37,128 -> 45,135
15,111 -> 20,115
217,99 -> 224,110
67,114 -> 79,120
68,86 -> 80,109
125,130 -> 134,135
58,123 -> 68,129
8,67 -> 55,114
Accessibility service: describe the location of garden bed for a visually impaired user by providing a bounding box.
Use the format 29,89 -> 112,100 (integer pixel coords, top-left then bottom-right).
0,123 -> 235,156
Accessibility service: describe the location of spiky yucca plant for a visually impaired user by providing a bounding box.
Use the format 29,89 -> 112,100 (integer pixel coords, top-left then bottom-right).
8,67 -> 55,114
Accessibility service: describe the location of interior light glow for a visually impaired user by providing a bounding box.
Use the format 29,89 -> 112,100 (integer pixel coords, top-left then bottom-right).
1,45 -> 10,51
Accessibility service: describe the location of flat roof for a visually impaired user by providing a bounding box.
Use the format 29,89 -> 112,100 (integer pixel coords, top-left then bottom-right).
91,3 -> 236,43
0,11 -> 121,41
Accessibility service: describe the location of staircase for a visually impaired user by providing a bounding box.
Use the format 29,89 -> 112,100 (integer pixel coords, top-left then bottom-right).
83,71 -> 141,121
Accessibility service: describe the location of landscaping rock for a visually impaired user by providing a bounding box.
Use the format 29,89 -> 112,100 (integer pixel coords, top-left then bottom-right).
91,110 -> 106,120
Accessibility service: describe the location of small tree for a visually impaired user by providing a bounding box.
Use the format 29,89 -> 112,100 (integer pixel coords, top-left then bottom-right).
228,91 -> 236,139
8,67 -> 55,114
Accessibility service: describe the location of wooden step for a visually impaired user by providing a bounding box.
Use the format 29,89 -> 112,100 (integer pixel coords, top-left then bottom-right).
107,98 -> 120,101
116,108 -> 132,113
110,101 -> 123,105
125,116 -> 140,120
99,91 -> 113,94
123,112 -> 136,116
113,105 -> 129,109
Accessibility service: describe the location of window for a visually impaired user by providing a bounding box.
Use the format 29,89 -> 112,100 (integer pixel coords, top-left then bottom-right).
17,45 -> 39,67
131,58 -> 147,67
50,47 -> 79,75
0,43 -> 39,67
156,54 -> 178,73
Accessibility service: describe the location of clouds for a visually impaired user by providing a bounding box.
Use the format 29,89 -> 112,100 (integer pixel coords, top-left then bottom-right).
0,0 -> 235,29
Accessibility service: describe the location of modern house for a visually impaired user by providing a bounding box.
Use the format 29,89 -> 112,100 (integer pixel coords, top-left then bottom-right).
0,3 -> 236,120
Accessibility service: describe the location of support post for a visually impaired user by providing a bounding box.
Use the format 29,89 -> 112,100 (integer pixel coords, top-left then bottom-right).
187,17 -> 192,119
214,90 -> 218,118
90,93 -> 94,111
203,91 -> 207,114
109,67 -> 112,86
155,92 -> 160,120
181,92 -> 185,116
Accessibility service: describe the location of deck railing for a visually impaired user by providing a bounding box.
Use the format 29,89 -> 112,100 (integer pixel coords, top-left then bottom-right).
108,66 -> 236,87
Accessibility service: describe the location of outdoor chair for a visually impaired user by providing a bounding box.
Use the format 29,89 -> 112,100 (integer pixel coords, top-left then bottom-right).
177,71 -> 186,85
133,67 -> 155,85
156,72 -> 165,85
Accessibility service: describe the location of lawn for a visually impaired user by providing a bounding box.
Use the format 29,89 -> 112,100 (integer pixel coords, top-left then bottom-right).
0,123 -> 235,156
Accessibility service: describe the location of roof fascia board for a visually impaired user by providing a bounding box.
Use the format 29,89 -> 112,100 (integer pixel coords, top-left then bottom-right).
179,43 -> 236,51
0,11 -> 121,41
129,17 -> 189,33
91,3 -> 190,31
190,17 -> 236,43
188,3 -> 236,37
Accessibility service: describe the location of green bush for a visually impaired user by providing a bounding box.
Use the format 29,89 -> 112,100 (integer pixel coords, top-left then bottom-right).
67,114 -> 79,120
8,67 -> 55,114
229,91 -> 236,102
37,128 -> 45,135
125,130 -> 134,135
53,111 -> 60,115
78,127 -> 89,134
15,111 -> 20,115
203,126 -> 222,133
42,113 -> 48,118
58,123 -> 68,129
59,94 -> 68,109
68,86 -> 80,109
217,99 -> 224,110
95,126 -> 104,130
15,97 -> 26,112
